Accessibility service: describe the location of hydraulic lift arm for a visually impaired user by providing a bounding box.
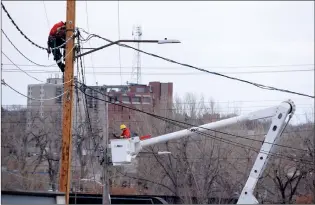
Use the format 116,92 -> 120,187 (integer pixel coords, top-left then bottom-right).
109,99 -> 295,204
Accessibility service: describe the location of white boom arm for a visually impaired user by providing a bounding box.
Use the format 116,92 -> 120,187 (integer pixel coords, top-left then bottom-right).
109,99 -> 295,204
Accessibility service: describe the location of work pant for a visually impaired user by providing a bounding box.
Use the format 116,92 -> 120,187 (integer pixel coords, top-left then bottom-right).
48,36 -> 66,72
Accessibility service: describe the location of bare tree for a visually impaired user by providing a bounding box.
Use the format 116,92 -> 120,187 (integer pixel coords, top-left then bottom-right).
1,106 -> 43,190
256,122 -> 314,204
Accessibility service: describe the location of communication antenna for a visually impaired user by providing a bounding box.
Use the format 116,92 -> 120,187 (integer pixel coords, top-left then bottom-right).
130,25 -> 142,84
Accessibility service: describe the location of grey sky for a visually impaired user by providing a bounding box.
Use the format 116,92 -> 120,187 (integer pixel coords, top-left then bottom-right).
1,1 -> 314,124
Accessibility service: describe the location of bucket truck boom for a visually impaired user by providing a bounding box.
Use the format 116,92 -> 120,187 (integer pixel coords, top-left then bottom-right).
108,99 -> 295,204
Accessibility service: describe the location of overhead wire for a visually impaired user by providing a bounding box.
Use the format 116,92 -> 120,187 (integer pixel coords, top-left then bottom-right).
2,0 -> 312,166
1,29 -> 76,67
42,1 -> 50,29
1,51 -> 73,85
84,1 -> 97,85
2,69 -> 314,75
1,76 -> 312,164
1,104 -> 312,112
77,35 -> 87,84
2,63 -> 314,70
75,82 -> 311,155
1,2 -> 76,51
117,0 -> 123,85
149,114 -> 313,165
1,79 -> 68,101
1,2 -> 47,51
77,28 -> 314,99
77,37 -> 98,153
77,86 -> 314,165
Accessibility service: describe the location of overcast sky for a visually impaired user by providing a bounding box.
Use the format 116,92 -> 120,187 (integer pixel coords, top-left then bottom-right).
1,1 -> 314,124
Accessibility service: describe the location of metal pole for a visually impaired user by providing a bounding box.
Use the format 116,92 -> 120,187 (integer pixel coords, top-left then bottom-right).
313,126 -> 315,203
59,0 -> 76,204
102,87 -> 111,204
76,40 -> 159,58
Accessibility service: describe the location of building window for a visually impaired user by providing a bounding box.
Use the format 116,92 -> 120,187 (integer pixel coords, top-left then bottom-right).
143,97 -> 151,104
132,97 -> 141,103
55,87 -> 62,104
122,96 -> 130,103
136,87 -> 145,93
93,103 -> 98,111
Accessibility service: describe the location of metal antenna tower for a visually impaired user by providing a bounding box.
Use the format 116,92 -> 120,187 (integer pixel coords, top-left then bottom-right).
130,25 -> 142,84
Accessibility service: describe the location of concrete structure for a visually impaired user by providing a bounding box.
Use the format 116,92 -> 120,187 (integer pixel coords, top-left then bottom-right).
26,77 -> 173,138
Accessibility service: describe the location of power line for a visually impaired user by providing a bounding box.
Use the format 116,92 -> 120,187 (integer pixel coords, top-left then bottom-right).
1,3 -> 76,51
2,63 -> 314,70
148,117 -> 313,165
2,29 -> 48,67
77,29 -> 314,99
2,78 -> 312,164
42,1 -> 50,29
117,0 -> 122,85
1,51 -> 73,85
1,79 -> 68,101
3,69 -> 314,75
83,1 -> 97,85
2,30 -> 56,67
75,82 -> 311,154
1,104 -> 312,110
1,29 -> 76,67
1,2 -> 48,51
77,36 -> 87,84
2,120 -> 313,134
1,102 -> 313,107
76,68 -> 99,153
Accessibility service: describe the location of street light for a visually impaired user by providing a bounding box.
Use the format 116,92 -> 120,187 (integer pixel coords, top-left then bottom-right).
76,38 -> 181,58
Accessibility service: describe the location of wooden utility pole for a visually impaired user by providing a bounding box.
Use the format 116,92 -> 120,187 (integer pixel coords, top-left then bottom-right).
102,87 -> 111,204
59,0 -> 76,204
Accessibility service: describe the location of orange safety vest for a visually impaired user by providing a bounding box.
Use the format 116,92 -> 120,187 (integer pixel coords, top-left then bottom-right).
121,128 -> 131,139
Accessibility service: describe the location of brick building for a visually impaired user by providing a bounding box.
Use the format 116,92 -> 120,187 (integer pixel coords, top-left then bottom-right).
104,82 -> 173,133
25,77 -> 172,136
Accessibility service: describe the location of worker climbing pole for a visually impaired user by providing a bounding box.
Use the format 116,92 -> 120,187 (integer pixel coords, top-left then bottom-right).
47,21 -> 67,73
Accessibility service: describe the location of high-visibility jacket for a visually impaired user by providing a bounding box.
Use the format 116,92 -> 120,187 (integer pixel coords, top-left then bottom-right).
121,128 -> 131,139
49,21 -> 65,36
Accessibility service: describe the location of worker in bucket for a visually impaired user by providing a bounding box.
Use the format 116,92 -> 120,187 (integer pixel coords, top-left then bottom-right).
120,124 -> 131,139
47,21 -> 66,72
